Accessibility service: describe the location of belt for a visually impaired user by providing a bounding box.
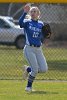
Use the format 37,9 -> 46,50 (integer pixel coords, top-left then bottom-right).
30,44 -> 40,47
26,44 -> 40,47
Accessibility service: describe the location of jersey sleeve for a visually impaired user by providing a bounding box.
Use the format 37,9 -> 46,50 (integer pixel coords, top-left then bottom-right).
19,12 -> 27,28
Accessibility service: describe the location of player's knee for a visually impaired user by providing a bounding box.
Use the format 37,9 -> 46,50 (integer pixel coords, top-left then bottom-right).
45,66 -> 48,72
41,66 -> 48,73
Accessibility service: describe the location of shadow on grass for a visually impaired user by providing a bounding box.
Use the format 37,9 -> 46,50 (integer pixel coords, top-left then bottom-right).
31,90 -> 59,95
48,60 -> 67,71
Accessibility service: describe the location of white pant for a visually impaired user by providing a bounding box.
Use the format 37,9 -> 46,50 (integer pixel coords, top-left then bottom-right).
23,45 -> 48,77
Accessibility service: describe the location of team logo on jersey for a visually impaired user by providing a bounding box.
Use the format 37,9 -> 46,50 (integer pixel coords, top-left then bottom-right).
29,26 -> 41,32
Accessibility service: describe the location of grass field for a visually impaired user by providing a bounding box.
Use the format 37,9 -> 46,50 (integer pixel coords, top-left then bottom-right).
0,80 -> 67,100
0,45 -> 67,80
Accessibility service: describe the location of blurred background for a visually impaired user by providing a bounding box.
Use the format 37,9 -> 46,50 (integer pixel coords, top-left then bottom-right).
0,3 -> 67,80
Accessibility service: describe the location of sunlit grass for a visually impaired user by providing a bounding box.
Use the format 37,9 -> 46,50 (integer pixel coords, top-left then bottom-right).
0,80 -> 67,100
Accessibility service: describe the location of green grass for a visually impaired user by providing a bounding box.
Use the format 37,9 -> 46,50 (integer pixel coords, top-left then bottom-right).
0,46 -> 67,80
0,80 -> 67,100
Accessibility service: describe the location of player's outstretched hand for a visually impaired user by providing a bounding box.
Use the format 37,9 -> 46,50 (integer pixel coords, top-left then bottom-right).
23,3 -> 31,13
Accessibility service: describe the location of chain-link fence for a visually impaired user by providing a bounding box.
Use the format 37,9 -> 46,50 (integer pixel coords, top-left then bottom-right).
0,3 -> 67,80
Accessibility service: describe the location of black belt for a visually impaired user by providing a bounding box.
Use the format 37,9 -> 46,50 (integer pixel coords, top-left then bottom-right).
26,44 -> 40,47
30,44 -> 40,47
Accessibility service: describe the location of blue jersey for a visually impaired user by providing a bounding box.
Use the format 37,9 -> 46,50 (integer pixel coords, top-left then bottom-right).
19,12 -> 44,46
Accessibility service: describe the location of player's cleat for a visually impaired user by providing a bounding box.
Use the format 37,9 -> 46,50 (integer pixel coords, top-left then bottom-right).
25,87 -> 35,92
22,65 -> 28,80
25,87 -> 32,92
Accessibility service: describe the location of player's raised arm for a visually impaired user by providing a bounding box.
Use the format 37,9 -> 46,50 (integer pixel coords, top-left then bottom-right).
19,4 -> 31,28
23,3 -> 31,13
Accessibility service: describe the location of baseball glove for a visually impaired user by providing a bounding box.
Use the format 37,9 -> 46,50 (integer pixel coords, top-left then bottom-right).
42,23 -> 52,39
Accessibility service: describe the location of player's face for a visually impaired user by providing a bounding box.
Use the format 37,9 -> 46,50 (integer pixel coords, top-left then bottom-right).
30,8 -> 40,20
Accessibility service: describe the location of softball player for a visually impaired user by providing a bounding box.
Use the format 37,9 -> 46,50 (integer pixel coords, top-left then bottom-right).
19,4 -> 48,92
